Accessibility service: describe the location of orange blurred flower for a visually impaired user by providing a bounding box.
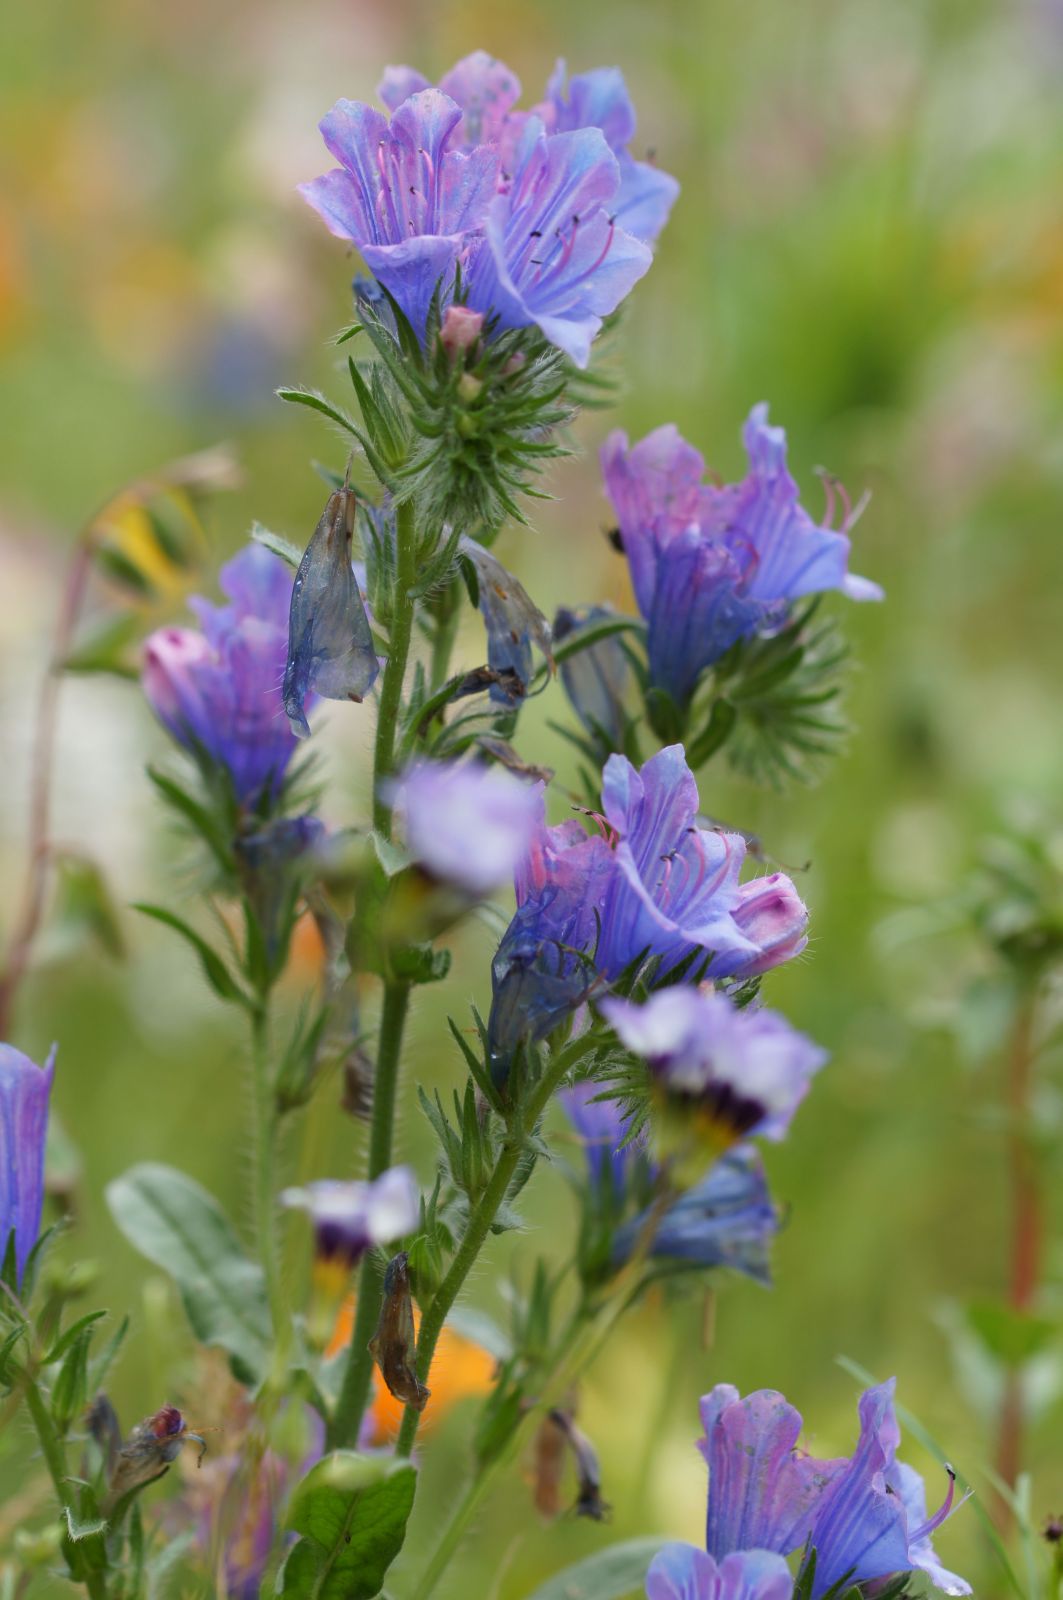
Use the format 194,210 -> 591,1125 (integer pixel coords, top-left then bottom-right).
327,1293 -> 496,1444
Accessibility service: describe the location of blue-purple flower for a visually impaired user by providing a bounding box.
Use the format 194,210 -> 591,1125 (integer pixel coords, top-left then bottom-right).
283,487 -> 379,739
601,989 -> 826,1151
801,1380 -> 970,1596
560,1085 -> 779,1284
142,546 -> 297,808
488,746 -> 808,1068
300,89 -> 499,342
301,52 -> 660,365
646,1547 -> 794,1600
538,61 -> 680,245
392,759 -> 543,897
0,1044 -> 56,1288
601,408 -> 883,706
280,1167 -> 420,1272
691,1380 -> 970,1597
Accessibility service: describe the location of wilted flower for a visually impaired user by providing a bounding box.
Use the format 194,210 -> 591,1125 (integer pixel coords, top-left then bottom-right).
489,746 -> 808,1070
283,487 -> 379,739
0,1043 -> 56,1288
538,61 -> 680,244
646,1547 -> 795,1600
102,1404 -> 208,1514
459,537 -> 553,706
600,407 -> 883,707
554,604 -> 631,750
142,546 -> 296,807
601,989 -> 826,1154
281,1168 -> 420,1276
691,1380 -> 970,1597
392,759 -> 543,897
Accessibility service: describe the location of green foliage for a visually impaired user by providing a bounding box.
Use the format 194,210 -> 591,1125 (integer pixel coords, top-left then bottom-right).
106,1163 -> 271,1383
278,1452 -> 417,1599
132,903 -> 251,1007
521,1538 -> 668,1600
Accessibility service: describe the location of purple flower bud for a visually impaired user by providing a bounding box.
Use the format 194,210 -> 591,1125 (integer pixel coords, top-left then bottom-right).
280,1168 -> 420,1271
554,605 -> 630,750
392,759 -> 544,897
142,546 -> 297,807
0,1043 -> 55,1287
724,874 -> 809,977
602,989 -> 826,1151
601,408 -> 883,707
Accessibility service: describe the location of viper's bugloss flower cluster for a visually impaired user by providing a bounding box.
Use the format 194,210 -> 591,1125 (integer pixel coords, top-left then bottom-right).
488,744 -> 808,1070
646,1380 -> 970,1599
601,406 -> 883,709
301,52 -> 676,365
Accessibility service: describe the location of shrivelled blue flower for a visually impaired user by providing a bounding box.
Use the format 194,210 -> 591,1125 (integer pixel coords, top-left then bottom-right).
601,989 -> 827,1149
280,1168 -> 420,1271
460,537 -> 553,706
464,118 -> 652,367
142,546 -> 297,808
646,1547 -> 794,1600
601,407 -> 883,706
554,604 -> 631,749
283,487 -> 380,739
0,1043 -> 56,1288
391,758 -> 543,896
300,89 -> 499,341
488,746 -> 808,1068
619,1147 -> 778,1282
539,61 -> 680,245
801,1380 -> 970,1596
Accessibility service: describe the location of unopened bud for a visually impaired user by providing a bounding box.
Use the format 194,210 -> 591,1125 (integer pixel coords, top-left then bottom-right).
440,305 -> 484,357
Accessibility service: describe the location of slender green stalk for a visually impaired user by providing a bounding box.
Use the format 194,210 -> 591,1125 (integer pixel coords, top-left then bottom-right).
328,980 -> 411,1448
372,497 -> 418,836
395,1050 -> 574,1459
408,1307 -> 589,1600
250,1003 -> 289,1375
24,1378 -> 109,1600
428,580 -> 462,693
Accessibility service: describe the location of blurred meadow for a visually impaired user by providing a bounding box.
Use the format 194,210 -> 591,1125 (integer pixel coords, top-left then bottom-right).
2,0 -> 1063,1592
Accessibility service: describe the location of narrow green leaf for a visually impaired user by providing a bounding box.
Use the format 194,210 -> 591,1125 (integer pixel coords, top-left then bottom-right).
251,520 -> 304,570
278,1452 -> 417,1599
523,1537 -> 667,1600
43,1310 -> 107,1366
63,1506 -> 108,1542
106,1163 -> 270,1383
132,903 -> 250,1006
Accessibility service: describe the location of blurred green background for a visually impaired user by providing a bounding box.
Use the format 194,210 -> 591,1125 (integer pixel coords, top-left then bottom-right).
2,0 -> 1062,1593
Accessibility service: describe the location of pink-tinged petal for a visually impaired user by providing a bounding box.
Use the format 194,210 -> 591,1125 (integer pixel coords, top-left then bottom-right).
719,874 -> 809,978
438,51 -> 522,145
377,64 -> 431,111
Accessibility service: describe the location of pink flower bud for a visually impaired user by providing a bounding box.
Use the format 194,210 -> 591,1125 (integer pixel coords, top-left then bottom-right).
439,305 -> 484,356
730,873 -> 809,976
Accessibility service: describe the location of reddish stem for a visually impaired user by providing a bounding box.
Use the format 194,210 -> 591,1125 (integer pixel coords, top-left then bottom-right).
0,541 -> 94,1038
993,992 -> 1040,1529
